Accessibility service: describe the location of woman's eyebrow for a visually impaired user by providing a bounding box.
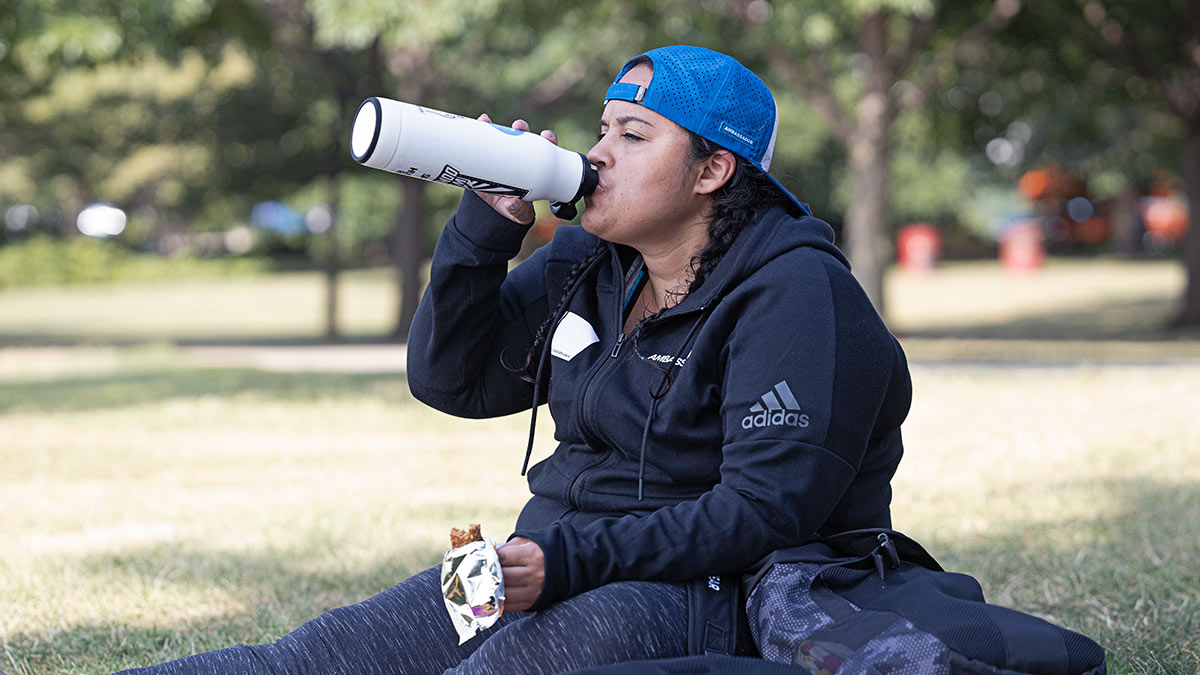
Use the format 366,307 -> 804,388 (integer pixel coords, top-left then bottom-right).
616,115 -> 654,127
600,114 -> 656,130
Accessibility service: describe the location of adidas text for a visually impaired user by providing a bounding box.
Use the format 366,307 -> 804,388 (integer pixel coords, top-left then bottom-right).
742,380 -> 809,429
742,410 -> 809,429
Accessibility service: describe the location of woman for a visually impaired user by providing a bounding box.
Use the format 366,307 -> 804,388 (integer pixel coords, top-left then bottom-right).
119,45 -> 910,675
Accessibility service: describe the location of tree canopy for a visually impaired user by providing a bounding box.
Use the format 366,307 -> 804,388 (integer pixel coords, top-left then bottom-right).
2,0 -> 1197,328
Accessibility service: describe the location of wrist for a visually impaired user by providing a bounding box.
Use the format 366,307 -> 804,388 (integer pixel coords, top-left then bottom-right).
509,526 -> 566,610
452,192 -> 535,256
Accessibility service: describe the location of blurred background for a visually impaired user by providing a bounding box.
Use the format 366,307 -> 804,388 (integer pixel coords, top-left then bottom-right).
2,0 -> 1197,342
2,1 -> 1199,673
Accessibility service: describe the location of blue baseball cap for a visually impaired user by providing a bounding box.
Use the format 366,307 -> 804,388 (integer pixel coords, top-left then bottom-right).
604,45 -> 810,217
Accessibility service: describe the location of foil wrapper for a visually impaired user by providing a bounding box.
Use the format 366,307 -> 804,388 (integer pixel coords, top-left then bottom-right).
441,536 -> 505,644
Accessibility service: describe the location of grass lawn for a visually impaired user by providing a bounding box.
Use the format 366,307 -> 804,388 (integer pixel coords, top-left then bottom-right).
0,267 -> 399,345
2,257 -> 1198,673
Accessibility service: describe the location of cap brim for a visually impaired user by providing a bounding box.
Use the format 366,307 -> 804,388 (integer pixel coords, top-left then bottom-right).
765,171 -> 811,217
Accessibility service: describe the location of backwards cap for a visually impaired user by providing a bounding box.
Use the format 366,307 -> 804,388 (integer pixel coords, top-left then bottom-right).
604,45 -> 809,217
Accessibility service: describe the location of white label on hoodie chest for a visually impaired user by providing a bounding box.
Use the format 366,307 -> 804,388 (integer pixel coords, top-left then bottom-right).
551,311 -> 600,361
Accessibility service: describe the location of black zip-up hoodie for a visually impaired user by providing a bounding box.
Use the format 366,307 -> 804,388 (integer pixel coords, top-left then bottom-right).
408,192 -> 911,611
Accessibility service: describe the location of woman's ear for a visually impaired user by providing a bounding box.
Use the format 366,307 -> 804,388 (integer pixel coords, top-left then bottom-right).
694,150 -> 737,196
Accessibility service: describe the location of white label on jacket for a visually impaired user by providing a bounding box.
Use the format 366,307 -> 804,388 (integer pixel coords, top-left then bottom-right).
550,311 -> 599,361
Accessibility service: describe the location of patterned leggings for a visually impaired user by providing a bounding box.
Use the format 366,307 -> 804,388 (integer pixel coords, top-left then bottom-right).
115,566 -> 687,675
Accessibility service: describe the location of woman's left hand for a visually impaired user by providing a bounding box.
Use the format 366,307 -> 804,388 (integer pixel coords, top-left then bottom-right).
473,115 -> 557,225
497,536 -> 545,612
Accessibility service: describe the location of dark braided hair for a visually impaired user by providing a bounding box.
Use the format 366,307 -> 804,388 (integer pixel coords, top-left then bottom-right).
626,132 -> 790,395
504,241 -> 609,382
683,134 -> 789,295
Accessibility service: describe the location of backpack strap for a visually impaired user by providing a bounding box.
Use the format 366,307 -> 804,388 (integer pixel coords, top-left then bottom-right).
686,574 -> 756,657
743,528 -> 939,596
803,532 -> 907,623
815,528 -> 942,571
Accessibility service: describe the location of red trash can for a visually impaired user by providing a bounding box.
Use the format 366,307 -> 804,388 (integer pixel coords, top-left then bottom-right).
1000,220 -> 1044,272
897,224 -> 941,273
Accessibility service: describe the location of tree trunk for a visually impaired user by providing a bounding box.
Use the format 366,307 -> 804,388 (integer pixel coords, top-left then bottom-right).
844,11 -> 893,315
1109,185 -> 1140,259
845,117 -> 890,314
324,196 -> 340,341
63,181 -> 89,238
1178,118 -> 1200,326
324,125 -> 343,341
385,44 -> 433,342
392,178 -> 427,341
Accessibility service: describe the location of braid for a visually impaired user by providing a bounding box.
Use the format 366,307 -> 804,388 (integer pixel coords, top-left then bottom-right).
504,133 -> 790,393
503,241 -> 608,383
684,134 -> 788,294
630,133 -> 789,396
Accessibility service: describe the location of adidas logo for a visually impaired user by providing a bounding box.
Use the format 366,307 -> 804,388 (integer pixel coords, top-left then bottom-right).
741,380 -> 809,429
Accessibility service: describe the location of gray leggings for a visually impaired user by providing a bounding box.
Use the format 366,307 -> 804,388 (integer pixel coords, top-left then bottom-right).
115,566 -> 687,674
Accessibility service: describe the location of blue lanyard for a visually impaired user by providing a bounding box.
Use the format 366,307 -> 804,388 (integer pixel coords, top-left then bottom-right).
623,268 -> 647,320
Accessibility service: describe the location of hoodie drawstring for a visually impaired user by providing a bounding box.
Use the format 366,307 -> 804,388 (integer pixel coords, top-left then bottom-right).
635,305 -> 713,500
521,253 -> 608,476
636,395 -> 659,501
521,338 -> 551,476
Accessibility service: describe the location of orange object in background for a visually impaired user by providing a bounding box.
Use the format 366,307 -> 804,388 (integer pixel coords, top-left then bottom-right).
1000,221 -> 1044,272
1018,166 -> 1084,202
1073,217 -> 1110,245
1142,196 -> 1189,243
1017,169 -> 1050,200
896,224 -> 941,273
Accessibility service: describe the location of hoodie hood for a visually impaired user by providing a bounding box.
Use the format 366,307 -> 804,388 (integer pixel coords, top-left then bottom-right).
660,204 -> 849,318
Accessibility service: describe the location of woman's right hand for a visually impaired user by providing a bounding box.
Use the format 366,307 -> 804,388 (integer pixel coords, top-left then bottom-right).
475,114 -> 558,226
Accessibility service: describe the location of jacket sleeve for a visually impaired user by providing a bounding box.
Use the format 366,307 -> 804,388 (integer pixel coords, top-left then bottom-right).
406,192 -> 555,418
513,249 -> 908,609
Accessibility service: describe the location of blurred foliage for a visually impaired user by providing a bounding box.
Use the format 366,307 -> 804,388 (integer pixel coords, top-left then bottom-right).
0,0 -> 329,242
0,0 -> 1195,277
927,2 -> 1186,200
0,234 -> 269,288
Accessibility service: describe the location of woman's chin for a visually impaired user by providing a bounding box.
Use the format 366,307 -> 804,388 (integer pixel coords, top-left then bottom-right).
580,210 -> 601,235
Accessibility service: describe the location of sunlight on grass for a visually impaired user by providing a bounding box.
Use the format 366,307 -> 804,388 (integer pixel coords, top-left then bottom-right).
893,364 -> 1200,672
1,347 -> 557,673
886,258 -> 1186,339
3,260 -> 1199,673
2,349 -> 1197,673
0,268 -> 397,344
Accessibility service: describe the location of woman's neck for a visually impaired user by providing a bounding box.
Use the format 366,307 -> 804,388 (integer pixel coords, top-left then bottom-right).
641,248 -> 694,311
624,224 -> 709,331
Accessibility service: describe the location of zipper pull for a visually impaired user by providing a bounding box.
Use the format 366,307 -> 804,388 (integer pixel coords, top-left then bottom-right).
610,333 -> 626,358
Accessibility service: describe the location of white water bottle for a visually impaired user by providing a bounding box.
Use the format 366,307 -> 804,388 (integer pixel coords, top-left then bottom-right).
350,97 -> 598,220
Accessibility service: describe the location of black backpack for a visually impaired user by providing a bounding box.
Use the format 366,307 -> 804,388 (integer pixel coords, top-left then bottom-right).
568,529 -> 1106,674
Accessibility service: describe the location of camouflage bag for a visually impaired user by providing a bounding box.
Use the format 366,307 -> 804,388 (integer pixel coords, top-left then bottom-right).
744,529 -> 1107,675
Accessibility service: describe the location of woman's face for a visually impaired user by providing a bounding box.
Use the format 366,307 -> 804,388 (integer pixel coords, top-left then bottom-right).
581,64 -> 712,252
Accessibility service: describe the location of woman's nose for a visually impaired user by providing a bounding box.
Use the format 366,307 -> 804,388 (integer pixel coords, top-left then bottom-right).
586,136 -> 609,168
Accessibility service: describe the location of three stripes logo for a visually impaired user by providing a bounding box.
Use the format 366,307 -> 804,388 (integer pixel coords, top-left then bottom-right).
741,380 -> 810,430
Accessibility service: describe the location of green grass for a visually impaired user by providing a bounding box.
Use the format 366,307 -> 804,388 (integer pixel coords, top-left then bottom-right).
2,257 -> 1199,673
887,257 -> 1200,360
0,346 -> 550,673
0,235 -> 271,291
0,267 -> 398,345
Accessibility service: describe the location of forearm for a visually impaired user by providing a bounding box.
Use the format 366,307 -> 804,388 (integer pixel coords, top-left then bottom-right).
406,192 -> 545,417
